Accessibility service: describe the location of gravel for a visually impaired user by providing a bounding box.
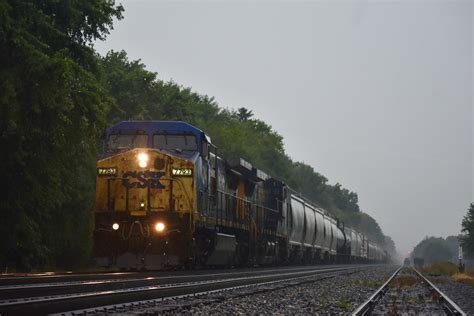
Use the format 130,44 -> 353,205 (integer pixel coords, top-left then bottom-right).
86,265 -> 397,315
427,274 -> 474,315
371,270 -> 446,316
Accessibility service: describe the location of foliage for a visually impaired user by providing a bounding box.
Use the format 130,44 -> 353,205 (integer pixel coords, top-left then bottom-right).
0,0 -> 123,270
232,107 -> 254,122
411,237 -> 453,265
461,203 -> 474,258
383,236 -> 397,257
101,51 -> 158,122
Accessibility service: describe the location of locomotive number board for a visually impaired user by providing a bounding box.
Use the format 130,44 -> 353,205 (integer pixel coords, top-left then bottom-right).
97,167 -> 118,176
171,168 -> 193,176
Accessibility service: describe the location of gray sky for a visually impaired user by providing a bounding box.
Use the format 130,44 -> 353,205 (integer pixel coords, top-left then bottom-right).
95,0 -> 473,256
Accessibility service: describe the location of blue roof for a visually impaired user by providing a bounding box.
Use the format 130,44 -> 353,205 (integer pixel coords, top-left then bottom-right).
105,121 -> 212,151
107,120 -> 207,139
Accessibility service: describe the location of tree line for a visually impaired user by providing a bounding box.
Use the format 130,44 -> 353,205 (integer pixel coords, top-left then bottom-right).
0,0 -> 395,271
409,203 -> 474,265
411,236 -> 460,265
461,203 -> 474,259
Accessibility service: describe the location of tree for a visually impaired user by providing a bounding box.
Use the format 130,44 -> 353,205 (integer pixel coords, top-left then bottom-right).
0,0 -> 123,270
233,107 -> 253,122
290,162 -> 328,204
461,203 -> 474,258
352,212 -> 385,244
384,236 -> 397,257
411,237 -> 453,265
445,235 -> 461,262
101,50 -> 158,122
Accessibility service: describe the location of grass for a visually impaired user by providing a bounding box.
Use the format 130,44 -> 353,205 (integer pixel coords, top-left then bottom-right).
319,290 -> 329,307
352,278 -> 384,288
451,273 -> 474,286
336,297 -> 351,309
402,267 -> 412,273
389,275 -> 418,289
421,261 -> 474,287
421,262 -> 459,276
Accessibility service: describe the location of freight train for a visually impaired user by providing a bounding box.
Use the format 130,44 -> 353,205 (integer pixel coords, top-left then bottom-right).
94,121 -> 387,269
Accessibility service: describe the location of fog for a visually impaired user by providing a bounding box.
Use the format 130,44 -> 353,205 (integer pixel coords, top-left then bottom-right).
95,0 -> 473,256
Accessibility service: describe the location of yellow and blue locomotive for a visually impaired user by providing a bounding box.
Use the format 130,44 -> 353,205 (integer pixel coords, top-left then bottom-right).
94,121 -> 387,269
94,121 -> 287,269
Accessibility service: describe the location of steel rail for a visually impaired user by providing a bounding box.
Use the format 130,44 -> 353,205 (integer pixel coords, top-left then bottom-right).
0,264 -> 368,302
0,266 -> 361,315
0,271 -> 134,281
0,266 -> 352,306
413,268 -> 466,316
0,264 -> 360,291
55,266 -> 362,316
0,263 -> 362,287
352,266 -> 403,316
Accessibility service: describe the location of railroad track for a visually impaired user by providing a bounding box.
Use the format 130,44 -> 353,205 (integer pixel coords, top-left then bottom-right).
0,264 -> 367,315
352,266 -> 466,316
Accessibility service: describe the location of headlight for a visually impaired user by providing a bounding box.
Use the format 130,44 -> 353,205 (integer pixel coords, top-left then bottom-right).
154,222 -> 165,233
137,152 -> 149,168
112,223 -> 120,230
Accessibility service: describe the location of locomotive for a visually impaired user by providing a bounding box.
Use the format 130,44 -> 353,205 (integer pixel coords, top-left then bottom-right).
94,121 -> 387,269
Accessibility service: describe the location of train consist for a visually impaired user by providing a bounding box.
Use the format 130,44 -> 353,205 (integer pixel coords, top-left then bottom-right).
94,121 -> 387,269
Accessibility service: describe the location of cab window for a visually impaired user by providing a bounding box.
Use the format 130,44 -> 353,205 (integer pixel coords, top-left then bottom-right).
153,134 -> 197,151
107,134 -> 148,152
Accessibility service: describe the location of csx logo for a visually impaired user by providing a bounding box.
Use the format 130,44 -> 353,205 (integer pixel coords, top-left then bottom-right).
122,171 -> 165,189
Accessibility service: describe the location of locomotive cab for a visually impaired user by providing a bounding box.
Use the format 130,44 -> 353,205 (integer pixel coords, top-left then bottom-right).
94,121 -> 212,269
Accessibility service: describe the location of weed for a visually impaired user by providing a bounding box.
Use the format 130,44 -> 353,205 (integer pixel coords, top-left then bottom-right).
389,275 -> 418,289
354,278 -> 383,288
407,293 -> 424,305
402,267 -> 413,273
421,262 -> 458,276
451,273 -> 474,287
336,297 -> 351,309
319,290 -> 329,307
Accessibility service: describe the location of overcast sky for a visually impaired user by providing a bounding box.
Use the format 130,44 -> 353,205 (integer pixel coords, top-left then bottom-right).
95,0 -> 473,256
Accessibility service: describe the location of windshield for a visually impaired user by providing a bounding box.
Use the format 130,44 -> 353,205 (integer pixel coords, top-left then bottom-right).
153,134 -> 197,151
107,134 -> 148,152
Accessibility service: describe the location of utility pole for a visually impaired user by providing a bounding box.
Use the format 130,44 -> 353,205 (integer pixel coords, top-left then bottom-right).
459,245 -> 465,273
